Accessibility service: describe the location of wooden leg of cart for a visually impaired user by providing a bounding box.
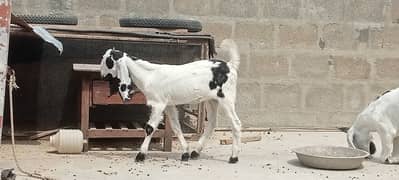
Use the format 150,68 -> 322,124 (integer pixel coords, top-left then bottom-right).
164,114 -> 173,152
197,102 -> 206,134
80,77 -> 90,152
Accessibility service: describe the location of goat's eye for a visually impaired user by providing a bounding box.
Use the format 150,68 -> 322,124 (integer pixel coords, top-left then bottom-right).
127,85 -> 133,90
120,84 -> 127,91
106,57 -> 114,69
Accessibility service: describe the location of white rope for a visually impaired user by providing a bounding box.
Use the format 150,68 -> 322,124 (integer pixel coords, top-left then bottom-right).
7,68 -> 55,180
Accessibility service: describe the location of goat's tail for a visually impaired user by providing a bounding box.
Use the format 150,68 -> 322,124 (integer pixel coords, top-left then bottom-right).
220,39 -> 240,70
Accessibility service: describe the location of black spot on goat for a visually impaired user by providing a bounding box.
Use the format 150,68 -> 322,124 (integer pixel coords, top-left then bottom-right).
144,124 -> 154,136
209,59 -> 230,98
106,57 -> 114,69
120,84 -> 127,92
103,74 -> 120,97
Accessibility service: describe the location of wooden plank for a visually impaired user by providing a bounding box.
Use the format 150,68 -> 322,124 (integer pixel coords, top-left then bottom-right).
51,33 -> 189,43
163,115 -> 173,152
182,107 -> 198,117
132,121 -> 143,130
38,24 -> 191,34
215,127 -> 341,132
80,77 -> 91,140
73,64 -> 100,72
89,122 -> 96,129
220,136 -> 262,145
87,129 -> 165,138
29,129 -> 59,140
92,80 -> 146,105
182,113 -> 197,131
119,122 -> 128,130
105,123 -> 112,130
197,103 -> 206,134
11,27 -> 211,48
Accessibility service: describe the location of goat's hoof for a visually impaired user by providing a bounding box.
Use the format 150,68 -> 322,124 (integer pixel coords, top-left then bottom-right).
135,152 -> 146,162
385,157 -> 399,164
190,151 -> 200,160
228,157 -> 239,164
181,152 -> 190,161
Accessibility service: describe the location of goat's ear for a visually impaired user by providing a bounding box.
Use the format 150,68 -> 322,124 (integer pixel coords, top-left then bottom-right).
108,77 -> 120,97
110,49 -> 124,61
370,141 -> 376,155
338,127 -> 349,133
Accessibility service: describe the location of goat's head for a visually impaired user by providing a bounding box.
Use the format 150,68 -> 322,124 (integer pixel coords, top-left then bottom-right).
100,48 -> 122,79
100,48 -> 135,102
347,128 -> 376,156
116,57 -> 135,102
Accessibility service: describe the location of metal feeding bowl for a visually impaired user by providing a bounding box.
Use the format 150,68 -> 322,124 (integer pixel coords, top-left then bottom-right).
292,146 -> 369,170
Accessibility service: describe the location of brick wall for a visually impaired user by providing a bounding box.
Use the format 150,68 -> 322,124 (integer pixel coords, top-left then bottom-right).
11,0 -> 399,128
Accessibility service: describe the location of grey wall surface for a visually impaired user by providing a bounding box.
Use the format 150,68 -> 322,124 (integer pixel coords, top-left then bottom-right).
11,0 -> 399,128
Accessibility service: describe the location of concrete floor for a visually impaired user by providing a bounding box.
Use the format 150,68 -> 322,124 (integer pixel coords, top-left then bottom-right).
0,131 -> 397,180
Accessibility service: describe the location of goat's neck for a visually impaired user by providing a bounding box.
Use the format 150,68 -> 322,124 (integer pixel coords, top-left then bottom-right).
123,58 -> 149,90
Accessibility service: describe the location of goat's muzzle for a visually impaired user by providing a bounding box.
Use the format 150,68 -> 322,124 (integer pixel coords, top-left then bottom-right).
122,97 -> 131,104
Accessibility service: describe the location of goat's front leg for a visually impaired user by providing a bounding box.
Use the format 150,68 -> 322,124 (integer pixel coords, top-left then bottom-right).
380,132 -> 395,164
135,103 -> 166,162
165,106 -> 190,161
392,137 -> 399,157
386,136 -> 399,164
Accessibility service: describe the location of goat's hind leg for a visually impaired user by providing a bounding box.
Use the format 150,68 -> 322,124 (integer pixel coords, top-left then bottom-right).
164,106 -> 190,161
386,136 -> 399,164
135,103 -> 165,162
219,100 -> 241,164
191,100 -> 218,160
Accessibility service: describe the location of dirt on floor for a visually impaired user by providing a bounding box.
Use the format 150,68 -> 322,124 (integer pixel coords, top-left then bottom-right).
0,131 -> 397,180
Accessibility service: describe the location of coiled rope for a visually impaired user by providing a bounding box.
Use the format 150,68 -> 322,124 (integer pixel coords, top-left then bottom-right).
7,68 -> 55,180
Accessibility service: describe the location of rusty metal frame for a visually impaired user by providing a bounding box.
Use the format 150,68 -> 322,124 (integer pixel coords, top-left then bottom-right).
0,0 -> 10,144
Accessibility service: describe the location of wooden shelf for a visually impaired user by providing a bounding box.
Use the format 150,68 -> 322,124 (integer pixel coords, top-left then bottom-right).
88,129 -> 165,138
75,66 -> 173,152
92,80 -> 146,105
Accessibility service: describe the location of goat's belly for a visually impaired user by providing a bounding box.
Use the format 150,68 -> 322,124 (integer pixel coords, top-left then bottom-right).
167,97 -> 212,105
166,88 -> 215,105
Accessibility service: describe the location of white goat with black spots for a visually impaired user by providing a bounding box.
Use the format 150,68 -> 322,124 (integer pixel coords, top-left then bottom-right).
100,39 -> 241,163
347,88 -> 399,164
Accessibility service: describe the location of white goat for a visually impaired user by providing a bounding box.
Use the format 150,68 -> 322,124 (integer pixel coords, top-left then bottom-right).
100,39 -> 242,163
347,88 -> 399,164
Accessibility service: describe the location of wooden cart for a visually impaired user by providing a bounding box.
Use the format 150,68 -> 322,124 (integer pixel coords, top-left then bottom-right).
49,26 -> 214,151
73,64 -> 174,151
10,24 -> 213,150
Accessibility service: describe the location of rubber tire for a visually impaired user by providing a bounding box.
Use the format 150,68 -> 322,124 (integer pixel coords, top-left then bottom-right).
119,17 -> 202,32
14,14 -> 78,25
